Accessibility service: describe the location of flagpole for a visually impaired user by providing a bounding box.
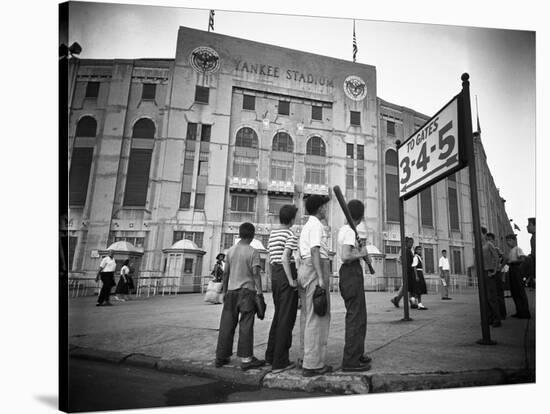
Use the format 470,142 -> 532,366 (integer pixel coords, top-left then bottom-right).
352,20 -> 357,63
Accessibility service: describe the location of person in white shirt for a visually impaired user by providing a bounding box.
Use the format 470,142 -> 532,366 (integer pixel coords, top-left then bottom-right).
297,195 -> 331,377
505,234 -> 531,319
96,250 -> 116,306
337,200 -> 372,372
439,250 -> 452,300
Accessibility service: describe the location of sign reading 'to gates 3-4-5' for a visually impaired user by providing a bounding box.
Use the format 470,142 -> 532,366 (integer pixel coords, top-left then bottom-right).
398,95 -> 465,199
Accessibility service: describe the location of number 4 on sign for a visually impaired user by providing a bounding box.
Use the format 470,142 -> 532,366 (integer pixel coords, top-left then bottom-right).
416,143 -> 430,171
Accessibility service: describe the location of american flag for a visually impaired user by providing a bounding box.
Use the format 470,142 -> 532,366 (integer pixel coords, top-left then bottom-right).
208,10 -> 215,32
353,20 -> 358,63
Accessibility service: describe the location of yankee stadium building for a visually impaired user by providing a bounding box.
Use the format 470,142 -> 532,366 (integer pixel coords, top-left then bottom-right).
64,26 -> 512,292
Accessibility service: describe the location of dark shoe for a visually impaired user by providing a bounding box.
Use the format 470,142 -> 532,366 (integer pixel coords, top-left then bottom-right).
492,321 -> 502,328
442,297 -> 452,300
241,357 -> 265,371
215,357 -> 230,368
410,303 -> 418,309
418,305 -> 428,310
359,355 -> 372,364
96,303 -> 103,307
302,365 -> 332,377
390,297 -> 400,308
342,362 -> 371,372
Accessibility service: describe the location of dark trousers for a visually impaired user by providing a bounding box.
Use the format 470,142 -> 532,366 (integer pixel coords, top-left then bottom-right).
216,288 -> 256,360
265,263 -> 298,369
509,264 -> 531,318
485,271 -> 501,324
339,261 -> 367,367
494,271 -> 506,318
98,272 -> 115,304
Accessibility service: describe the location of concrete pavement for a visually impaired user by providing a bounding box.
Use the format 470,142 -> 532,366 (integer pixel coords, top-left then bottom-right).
68,288 -> 535,394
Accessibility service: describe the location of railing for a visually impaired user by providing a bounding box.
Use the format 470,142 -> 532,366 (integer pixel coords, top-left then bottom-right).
135,276 -> 162,297
68,277 -> 98,298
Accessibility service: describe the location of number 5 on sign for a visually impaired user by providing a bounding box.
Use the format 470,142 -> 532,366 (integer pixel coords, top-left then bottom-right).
397,96 -> 461,198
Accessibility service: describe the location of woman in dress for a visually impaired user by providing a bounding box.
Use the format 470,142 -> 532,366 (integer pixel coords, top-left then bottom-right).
412,246 -> 428,310
114,259 -> 132,301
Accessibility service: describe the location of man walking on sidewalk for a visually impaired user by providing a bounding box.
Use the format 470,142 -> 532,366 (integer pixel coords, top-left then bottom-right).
96,250 -> 116,307
390,237 -> 416,308
337,199 -> 372,372
439,249 -> 452,300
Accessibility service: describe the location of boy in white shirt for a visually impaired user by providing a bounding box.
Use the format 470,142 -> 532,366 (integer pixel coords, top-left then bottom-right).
297,195 -> 332,377
505,234 -> 531,319
337,200 -> 372,372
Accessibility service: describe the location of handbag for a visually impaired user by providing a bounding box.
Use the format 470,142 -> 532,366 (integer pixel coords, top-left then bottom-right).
255,293 -> 267,320
313,285 -> 327,316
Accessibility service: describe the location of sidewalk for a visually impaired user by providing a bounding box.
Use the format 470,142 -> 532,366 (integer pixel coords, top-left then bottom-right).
68,289 -> 535,394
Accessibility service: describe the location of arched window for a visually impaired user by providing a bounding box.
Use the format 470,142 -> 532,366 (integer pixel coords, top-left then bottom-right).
124,118 -> 155,207
306,136 -> 326,157
272,132 -> 294,153
385,149 -> 398,167
132,118 -> 155,139
235,127 -> 258,148
75,116 -> 97,137
385,150 -> 399,221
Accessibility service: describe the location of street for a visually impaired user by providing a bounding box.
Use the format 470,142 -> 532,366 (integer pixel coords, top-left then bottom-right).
68,357 -> 327,412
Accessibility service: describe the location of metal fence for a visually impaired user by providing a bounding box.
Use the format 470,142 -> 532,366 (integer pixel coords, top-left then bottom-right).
68,273 -> 479,298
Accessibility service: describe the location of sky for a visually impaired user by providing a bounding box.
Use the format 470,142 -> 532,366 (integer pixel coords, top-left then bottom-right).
67,0 -> 536,250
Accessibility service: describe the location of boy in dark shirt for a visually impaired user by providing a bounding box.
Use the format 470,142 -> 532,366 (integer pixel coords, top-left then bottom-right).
215,222 -> 265,371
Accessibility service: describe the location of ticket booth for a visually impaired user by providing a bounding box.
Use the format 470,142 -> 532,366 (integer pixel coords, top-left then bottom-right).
99,241 -> 143,276
162,239 -> 206,293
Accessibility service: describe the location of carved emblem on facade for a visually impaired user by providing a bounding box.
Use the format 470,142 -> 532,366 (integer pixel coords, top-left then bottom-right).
344,75 -> 367,101
189,46 -> 220,73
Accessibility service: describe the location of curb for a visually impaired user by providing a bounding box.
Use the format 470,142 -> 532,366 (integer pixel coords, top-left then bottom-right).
69,345 -> 534,395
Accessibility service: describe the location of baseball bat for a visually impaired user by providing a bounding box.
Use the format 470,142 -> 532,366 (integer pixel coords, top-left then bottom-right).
333,185 -> 375,274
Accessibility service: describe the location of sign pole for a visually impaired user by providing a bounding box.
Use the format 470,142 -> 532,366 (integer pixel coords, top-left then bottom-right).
461,73 -> 495,345
399,196 -> 411,321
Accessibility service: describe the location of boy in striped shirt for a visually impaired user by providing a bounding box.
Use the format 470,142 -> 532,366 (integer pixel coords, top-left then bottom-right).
265,204 -> 299,373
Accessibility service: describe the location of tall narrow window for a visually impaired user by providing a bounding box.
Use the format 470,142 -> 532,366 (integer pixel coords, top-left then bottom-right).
243,94 -> 255,110
357,144 -> 364,160
387,120 -> 396,136
200,124 -> 211,142
195,86 -> 209,104
69,148 -> 94,205
142,83 -> 156,100
357,168 -> 365,200
194,193 -> 205,210
346,143 -> 354,159
420,188 -> 433,227
312,105 -> 322,120
350,111 -> 361,126
346,167 -> 354,190
422,245 -> 435,274
70,116 -> 97,206
448,174 -> 460,231
85,81 -> 100,98
124,118 -> 155,207
270,159 -> 293,181
385,150 -> 399,222
278,101 -> 290,115
186,122 -> 197,140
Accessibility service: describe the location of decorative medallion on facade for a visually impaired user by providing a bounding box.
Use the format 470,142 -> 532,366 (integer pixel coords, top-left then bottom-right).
344,75 -> 367,101
189,46 -> 220,73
